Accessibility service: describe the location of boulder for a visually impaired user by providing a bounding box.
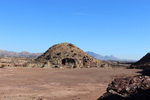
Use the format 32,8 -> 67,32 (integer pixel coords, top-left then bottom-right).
98,76 -> 150,100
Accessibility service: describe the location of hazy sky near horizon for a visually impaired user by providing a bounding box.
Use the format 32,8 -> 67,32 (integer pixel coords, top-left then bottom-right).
0,0 -> 150,60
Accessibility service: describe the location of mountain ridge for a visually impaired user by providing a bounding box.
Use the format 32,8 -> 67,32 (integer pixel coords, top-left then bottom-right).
0,49 -> 42,58
0,49 -> 136,62
86,51 -> 136,62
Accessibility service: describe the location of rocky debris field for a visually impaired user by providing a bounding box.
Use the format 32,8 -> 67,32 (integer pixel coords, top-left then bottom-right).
0,57 -> 33,68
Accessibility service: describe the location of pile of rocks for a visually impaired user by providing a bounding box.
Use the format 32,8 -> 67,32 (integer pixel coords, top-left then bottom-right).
98,76 -> 150,100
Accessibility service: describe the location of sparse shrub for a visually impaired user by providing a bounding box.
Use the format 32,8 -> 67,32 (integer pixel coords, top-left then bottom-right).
0,64 -> 6,68
68,43 -> 75,47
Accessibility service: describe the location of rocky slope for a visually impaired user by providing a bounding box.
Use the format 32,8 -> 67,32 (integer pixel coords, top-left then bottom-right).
130,53 -> 150,68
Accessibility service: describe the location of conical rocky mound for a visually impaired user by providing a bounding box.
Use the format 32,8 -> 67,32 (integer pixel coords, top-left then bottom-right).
35,43 -> 103,68
130,53 -> 150,68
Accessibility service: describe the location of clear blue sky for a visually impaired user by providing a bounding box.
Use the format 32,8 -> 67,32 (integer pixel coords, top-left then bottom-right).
0,0 -> 150,60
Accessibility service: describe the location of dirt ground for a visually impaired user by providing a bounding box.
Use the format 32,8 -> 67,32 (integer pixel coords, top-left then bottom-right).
0,67 -> 142,100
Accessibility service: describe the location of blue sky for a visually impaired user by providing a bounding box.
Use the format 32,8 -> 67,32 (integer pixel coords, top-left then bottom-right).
0,0 -> 150,60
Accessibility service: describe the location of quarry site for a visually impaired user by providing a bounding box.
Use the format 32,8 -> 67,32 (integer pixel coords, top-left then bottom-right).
0,43 -> 150,100
1,0 -> 150,99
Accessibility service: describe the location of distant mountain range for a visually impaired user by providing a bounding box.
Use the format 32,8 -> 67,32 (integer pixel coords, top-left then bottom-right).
0,49 -> 135,62
86,51 -> 136,62
0,49 -> 42,58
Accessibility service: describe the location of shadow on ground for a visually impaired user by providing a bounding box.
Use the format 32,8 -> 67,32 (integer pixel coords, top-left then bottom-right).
98,89 -> 150,100
136,68 -> 150,76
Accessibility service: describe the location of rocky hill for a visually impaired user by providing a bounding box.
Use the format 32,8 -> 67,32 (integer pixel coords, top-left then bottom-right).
0,50 -> 42,58
130,53 -> 150,68
35,43 -> 104,68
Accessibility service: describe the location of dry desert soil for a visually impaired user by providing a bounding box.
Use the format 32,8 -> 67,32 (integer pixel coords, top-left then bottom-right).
0,67 -> 142,100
